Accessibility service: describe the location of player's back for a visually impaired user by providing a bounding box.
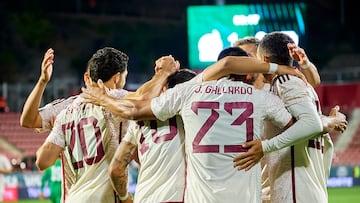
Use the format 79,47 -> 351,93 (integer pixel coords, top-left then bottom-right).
264,74 -> 329,203
59,91 -> 126,203
173,78 -> 291,203
38,95 -> 78,132
124,116 -> 185,203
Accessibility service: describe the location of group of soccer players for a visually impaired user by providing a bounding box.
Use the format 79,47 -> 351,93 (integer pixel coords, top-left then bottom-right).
20,31 -> 347,203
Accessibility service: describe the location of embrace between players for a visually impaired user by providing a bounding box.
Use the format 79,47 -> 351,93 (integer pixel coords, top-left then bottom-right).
20,31 -> 347,203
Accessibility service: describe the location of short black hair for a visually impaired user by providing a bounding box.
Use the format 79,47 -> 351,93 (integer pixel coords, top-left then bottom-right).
168,69 -> 197,88
258,31 -> 294,66
87,47 -> 129,82
217,47 -> 248,82
217,46 -> 248,61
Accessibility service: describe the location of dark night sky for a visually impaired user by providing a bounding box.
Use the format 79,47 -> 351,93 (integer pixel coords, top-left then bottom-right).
0,0 -> 359,83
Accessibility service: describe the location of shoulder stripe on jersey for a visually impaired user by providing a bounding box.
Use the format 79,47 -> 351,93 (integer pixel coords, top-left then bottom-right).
270,74 -> 290,92
274,74 -> 291,85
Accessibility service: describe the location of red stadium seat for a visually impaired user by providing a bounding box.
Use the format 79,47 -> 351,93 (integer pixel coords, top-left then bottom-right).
0,112 -> 49,160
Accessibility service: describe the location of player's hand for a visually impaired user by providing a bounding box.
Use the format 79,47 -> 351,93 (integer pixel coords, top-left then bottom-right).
325,105 -> 348,133
40,48 -> 54,83
81,79 -> 107,106
155,55 -> 180,75
287,43 -> 309,66
233,140 -> 263,171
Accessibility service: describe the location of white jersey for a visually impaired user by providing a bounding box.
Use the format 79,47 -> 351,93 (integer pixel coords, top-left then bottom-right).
38,89 -> 128,132
123,116 -> 186,203
151,78 -> 292,203
46,89 -> 128,203
264,74 -> 332,203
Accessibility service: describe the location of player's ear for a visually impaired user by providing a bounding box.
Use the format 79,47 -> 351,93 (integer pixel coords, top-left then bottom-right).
113,72 -> 121,85
154,65 -> 161,74
263,55 -> 271,63
84,72 -> 92,87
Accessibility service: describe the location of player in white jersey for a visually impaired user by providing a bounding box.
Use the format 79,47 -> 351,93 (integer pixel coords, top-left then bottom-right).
222,32 -> 347,203
35,47 -> 130,203
20,48 -> 174,133
258,32 -> 336,203
151,77 -> 303,203
42,89 -> 127,203
35,49 -> 179,203
109,69 -> 196,203
19,48 -> 129,133
81,57 -> 330,203
215,45 -> 333,202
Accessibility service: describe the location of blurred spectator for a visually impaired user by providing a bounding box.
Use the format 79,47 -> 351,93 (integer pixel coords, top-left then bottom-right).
0,97 -> 8,112
0,153 -> 12,202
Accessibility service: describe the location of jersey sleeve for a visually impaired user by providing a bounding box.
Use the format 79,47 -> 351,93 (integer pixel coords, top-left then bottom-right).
262,98 -> 323,154
38,96 -> 77,132
45,111 -> 66,148
273,75 -> 311,107
150,85 -> 183,121
263,92 -> 292,129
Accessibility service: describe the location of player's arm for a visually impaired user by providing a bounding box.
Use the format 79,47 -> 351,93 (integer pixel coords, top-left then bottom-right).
109,141 -> 137,202
82,81 -> 155,120
35,141 -> 63,171
20,48 -> 54,128
81,56 -> 179,120
125,56 -> 179,100
36,115 -> 64,171
201,56 -> 303,81
233,105 -> 347,170
287,43 -> 320,87
124,70 -> 175,100
233,104 -> 348,171
234,100 -> 323,171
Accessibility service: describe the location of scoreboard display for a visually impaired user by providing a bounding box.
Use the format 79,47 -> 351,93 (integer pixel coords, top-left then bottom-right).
187,3 -> 307,69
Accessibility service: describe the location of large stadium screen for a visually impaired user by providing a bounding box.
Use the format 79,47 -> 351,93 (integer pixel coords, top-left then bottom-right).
187,3 -> 306,69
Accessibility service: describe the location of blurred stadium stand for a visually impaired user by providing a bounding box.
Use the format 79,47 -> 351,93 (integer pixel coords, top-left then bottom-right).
0,112 -> 49,170
316,82 -> 360,166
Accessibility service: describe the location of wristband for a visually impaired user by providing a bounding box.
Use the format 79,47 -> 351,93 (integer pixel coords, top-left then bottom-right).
300,61 -> 311,69
119,192 -> 129,201
268,63 -> 278,74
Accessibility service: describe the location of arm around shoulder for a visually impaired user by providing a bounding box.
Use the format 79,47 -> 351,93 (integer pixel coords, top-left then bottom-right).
262,101 -> 323,154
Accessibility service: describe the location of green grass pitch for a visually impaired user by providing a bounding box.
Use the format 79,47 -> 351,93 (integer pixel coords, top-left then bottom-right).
328,186 -> 360,203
